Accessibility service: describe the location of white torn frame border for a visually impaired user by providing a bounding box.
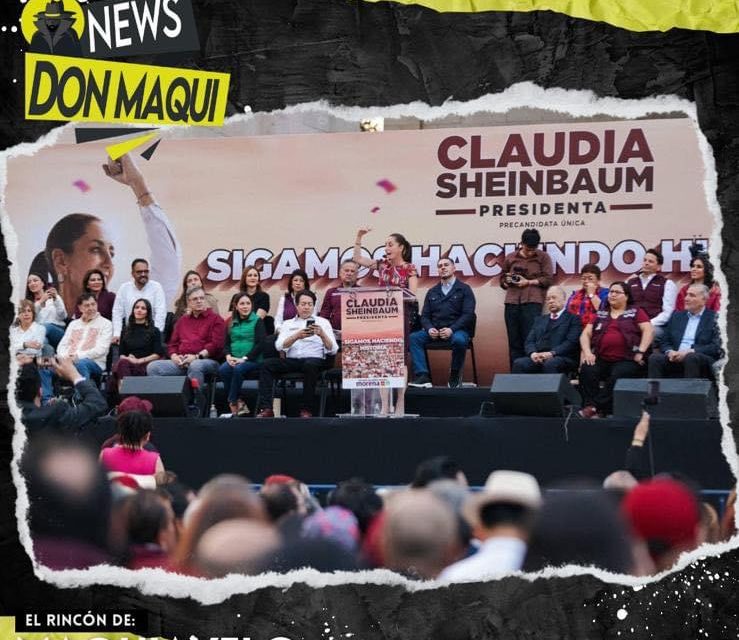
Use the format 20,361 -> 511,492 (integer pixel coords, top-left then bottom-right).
1,82 -> 737,604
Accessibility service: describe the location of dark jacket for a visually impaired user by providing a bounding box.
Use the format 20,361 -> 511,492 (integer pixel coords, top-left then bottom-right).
21,380 -> 108,434
657,309 -> 722,359
420,279 -> 476,333
524,310 -> 581,359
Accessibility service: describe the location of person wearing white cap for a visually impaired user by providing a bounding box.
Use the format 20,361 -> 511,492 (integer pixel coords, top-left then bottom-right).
438,470 -> 541,582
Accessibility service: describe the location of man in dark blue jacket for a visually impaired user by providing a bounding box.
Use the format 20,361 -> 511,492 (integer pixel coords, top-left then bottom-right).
647,283 -> 722,378
409,258 -> 476,388
18,357 -> 108,435
512,286 -> 582,374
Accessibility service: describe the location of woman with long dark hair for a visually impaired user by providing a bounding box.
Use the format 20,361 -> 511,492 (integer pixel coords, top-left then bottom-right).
25,272 -> 67,348
675,253 -> 721,312
578,281 -> 654,418
111,298 -> 165,394
218,293 -> 265,416
73,268 -> 116,320
238,265 -> 270,319
274,268 -> 310,333
173,270 -> 220,321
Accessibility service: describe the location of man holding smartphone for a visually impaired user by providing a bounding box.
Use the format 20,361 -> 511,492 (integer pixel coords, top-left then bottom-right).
256,290 -> 338,418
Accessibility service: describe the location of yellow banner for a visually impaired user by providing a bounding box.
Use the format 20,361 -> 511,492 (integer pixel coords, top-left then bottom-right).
361,0 -> 739,33
25,53 -> 230,126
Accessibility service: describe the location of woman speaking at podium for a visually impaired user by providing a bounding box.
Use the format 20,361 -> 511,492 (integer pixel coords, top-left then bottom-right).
352,228 -> 418,415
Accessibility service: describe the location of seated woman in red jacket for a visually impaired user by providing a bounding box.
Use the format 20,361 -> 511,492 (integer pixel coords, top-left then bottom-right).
100,408 -> 165,488
578,281 -> 654,418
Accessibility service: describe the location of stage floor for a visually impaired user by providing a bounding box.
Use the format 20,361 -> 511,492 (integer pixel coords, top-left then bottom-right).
95,414 -> 734,492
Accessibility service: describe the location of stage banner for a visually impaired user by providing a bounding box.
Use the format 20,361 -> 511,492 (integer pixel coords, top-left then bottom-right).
4,117 -> 713,381
340,288 -> 406,388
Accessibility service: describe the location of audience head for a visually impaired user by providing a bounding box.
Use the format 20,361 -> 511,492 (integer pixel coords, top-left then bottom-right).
131,259 -> 150,286
295,290 -> 317,318
301,506 -> 361,553
260,483 -> 300,523
689,255 -> 715,288
642,248 -> 664,274
181,270 -> 204,295
194,519 -> 280,578
117,410 -> 154,449
22,437 -> 113,565
621,478 -> 700,572
76,292 -> 98,320
239,265 -> 262,292
124,489 -> 177,553
328,478 -> 383,535
607,281 -> 633,308
25,272 -> 48,300
544,286 -> 567,315
521,228 -> 540,249
186,286 -> 207,314
83,268 -> 107,294
338,259 -> 359,287
428,479 -> 473,549
411,455 -> 467,488
437,257 -> 455,281
524,485 -> 634,574
15,299 -> 35,327
603,470 -> 638,494
382,489 -> 459,579
385,233 -> 412,263
229,292 -> 253,321
579,263 -> 602,287
684,283 -> 709,314
288,269 -> 310,295
465,470 -> 541,541
127,297 -> 153,328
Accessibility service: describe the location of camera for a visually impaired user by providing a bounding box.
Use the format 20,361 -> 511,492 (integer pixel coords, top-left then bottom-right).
510,274 -> 522,284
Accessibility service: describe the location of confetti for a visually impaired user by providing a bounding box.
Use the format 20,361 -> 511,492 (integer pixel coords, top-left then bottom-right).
376,178 -> 396,193
72,179 -> 91,192
371,206 -> 380,213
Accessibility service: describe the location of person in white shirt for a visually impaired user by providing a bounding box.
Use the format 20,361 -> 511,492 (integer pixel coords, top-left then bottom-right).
112,258 -> 167,341
25,273 -> 67,348
255,290 -> 338,418
11,299 -> 54,402
438,470 -> 541,582
57,293 -> 113,380
626,248 -> 677,338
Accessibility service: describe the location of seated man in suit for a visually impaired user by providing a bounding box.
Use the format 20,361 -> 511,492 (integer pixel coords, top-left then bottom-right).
647,283 -> 721,378
511,286 -> 581,374
409,257 -> 476,388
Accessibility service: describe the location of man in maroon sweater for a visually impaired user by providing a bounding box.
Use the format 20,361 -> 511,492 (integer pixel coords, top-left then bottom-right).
147,286 -> 225,387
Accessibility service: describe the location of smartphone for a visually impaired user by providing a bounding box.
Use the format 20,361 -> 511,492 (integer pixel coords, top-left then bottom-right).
306,319 -> 315,327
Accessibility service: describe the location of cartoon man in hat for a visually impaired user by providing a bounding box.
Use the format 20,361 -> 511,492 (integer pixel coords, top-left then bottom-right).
30,0 -> 82,56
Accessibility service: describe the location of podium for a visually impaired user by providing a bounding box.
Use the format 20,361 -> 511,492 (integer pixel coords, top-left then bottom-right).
334,286 -> 417,417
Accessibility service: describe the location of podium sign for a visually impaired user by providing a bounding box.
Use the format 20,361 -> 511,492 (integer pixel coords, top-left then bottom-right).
340,288 -> 406,389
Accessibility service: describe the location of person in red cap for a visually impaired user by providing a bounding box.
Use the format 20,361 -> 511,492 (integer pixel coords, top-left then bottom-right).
621,478 -> 700,573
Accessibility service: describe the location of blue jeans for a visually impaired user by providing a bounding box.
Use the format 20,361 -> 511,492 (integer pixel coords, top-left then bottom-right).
43,323 -> 65,349
39,367 -> 54,404
410,329 -> 470,375
218,360 -> 260,404
75,358 -> 103,381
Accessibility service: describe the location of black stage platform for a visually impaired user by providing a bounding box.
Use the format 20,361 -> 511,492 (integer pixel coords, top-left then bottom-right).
96,413 -> 734,492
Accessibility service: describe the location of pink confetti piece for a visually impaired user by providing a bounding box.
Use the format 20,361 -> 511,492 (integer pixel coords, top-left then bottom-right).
371,206 -> 380,214
73,179 -> 91,193
376,179 -> 397,193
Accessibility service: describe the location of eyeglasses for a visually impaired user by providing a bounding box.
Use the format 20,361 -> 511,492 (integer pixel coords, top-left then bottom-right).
134,270 -> 150,275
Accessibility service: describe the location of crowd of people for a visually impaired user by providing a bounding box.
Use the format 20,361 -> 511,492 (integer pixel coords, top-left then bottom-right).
20,403 -> 736,577
13,221 -> 722,419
